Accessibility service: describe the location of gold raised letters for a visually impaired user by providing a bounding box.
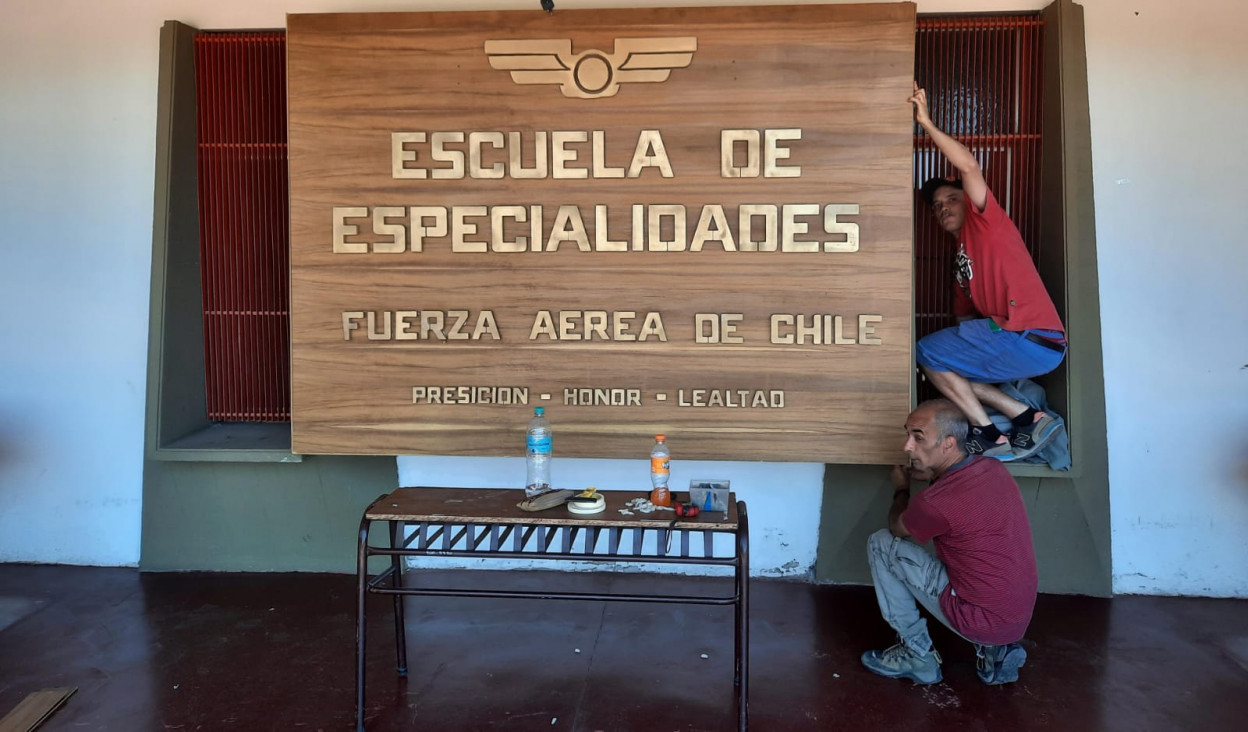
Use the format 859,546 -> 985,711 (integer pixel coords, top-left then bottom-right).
528,310 -> 667,341
330,203 -> 859,254
770,314 -> 884,345
342,311 -> 500,341
392,129 -> 673,180
720,128 -> 802,178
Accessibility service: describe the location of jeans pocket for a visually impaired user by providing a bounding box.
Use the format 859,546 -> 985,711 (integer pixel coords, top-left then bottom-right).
897,554 -> 919,568
923,561 -> 944,597
896,553 -> 938,595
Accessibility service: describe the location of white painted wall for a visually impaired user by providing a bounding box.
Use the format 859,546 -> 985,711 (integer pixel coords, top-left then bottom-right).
1082,0 -> 1248,596
2,0 -> 1244,596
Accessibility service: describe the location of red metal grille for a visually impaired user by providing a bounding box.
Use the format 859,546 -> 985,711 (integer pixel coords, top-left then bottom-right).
194,32 -> 290,421
914,14 -> 1044,400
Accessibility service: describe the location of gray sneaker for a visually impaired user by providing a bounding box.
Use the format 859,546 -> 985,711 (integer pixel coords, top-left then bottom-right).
1011,413 -> 1063,459
965,433 -> 1017,462
861,642 -> 943,684
975,642 -> 1027,684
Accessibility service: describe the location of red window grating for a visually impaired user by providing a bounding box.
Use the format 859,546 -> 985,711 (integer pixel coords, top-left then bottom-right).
194,32 -> 290,422
914,14 -> 1045,400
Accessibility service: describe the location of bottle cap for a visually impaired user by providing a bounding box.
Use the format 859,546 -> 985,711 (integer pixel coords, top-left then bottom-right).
655,434 -> 665,441
534,407 -> 545,415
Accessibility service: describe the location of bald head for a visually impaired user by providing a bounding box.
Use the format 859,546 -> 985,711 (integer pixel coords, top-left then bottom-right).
902,399 -> 968,479
914,399 -> 969,448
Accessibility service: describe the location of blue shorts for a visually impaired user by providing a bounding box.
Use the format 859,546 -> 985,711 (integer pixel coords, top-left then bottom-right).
916,319 -> 1066,383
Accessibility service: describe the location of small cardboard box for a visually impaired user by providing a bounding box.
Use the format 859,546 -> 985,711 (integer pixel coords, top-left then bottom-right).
688,479 -> 730,513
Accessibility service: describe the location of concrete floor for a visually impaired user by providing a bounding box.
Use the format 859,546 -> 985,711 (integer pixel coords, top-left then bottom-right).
1,564 -> 1245,731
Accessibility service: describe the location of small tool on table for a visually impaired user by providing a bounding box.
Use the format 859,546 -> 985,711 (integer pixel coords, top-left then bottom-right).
673,501 -> 701,518
566,487 -> 606,515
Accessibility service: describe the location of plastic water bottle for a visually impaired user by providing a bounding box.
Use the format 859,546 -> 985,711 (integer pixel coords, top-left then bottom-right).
649,434 -> 671,507
525,407 -> 552,497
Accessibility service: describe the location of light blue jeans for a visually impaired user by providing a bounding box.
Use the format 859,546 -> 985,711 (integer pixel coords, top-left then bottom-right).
867,528 -> 973,654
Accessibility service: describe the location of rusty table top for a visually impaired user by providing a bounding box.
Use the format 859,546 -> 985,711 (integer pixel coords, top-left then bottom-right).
365,487 -> 739,530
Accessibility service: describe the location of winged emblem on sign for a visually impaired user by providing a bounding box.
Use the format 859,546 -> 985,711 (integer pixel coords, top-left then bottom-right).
484,37 -> 698,99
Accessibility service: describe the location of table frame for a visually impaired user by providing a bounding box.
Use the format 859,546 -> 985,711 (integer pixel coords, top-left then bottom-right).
355,487 -> 750,731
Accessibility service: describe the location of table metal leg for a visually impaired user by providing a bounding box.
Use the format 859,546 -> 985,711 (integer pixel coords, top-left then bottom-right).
356,515 -> 371,732
390,520 -> 408,675
735,502 -> 750,731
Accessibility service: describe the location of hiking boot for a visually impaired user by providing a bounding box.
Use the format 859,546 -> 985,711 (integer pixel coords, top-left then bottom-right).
965,433 -> 1016,462
1011,412 -> 1063,459
861,642 -> 943,684
975,642 -> 1027,685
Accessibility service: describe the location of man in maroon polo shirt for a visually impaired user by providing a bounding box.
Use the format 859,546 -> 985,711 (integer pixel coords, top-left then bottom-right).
861,399 -> 1037,685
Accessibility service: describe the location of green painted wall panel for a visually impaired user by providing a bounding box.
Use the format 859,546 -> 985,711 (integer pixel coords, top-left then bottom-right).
816,465 -> 1111,596
140,456 -> 396,573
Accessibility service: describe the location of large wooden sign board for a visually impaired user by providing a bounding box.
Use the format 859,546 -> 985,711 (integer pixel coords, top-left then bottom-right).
288,3 -> 915,463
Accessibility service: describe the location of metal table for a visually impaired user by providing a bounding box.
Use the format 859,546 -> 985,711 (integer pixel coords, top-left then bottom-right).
355,487 -> 750,730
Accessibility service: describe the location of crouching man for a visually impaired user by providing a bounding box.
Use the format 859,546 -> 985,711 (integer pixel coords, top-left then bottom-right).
861,399 -> 1036,685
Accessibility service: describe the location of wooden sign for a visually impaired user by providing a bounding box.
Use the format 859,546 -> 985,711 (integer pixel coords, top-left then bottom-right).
287,3 -> 916,463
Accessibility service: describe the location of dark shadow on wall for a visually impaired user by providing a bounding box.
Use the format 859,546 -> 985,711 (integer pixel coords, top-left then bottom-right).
0,414 -> 21,471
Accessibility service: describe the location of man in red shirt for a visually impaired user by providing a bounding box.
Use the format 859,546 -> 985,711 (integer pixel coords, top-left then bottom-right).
861,399 -> 1037,685
910,82 -> 1066,460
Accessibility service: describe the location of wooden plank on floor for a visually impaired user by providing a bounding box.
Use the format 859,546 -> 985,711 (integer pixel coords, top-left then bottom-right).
0,688 -> 76,732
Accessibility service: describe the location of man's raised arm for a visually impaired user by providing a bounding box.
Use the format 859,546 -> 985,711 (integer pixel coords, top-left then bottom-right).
909,81 -> 988,212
